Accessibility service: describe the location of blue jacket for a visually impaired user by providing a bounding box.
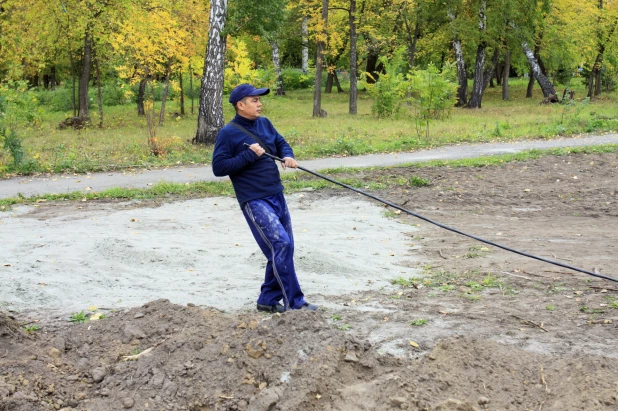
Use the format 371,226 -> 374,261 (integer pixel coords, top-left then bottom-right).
212,114 -> 295,205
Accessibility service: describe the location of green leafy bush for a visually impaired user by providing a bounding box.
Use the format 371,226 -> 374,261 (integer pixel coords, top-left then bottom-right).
406,63 -> 458,121
0,80 -> 45,125
281,68 -> 314,90
364,50 -> 408,118
1,127 -> 23,166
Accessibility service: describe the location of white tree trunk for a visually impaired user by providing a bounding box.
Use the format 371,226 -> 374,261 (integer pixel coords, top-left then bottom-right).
448,11 -> 467,107
301,16 -> 309,74
300,16 -> 309,74
522,42 -> 557,100
194,0 -> 228,144
269,40 -> 285,95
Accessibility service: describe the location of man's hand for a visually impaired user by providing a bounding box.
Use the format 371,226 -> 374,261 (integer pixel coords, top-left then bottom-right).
249,143 -> 265,157
281,157 -> 298,170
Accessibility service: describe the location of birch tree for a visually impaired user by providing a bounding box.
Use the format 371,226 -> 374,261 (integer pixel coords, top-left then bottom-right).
467,0 -> 487,109
194,0 -> 228,145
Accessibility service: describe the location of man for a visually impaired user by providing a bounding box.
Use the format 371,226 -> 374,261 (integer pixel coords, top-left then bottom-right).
212,83 -> 318,313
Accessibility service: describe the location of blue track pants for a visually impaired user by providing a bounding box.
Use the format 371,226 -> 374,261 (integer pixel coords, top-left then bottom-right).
242,192 -> 306,310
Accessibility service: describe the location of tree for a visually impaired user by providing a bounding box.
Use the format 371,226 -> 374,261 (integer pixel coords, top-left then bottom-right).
194,0 -> 228,145
447,3 -> 468,107
467,0 -> 488,109
587,0 -> 618,97
313,0 -> 329,117
522,41 -> 557,99
349,0 -> 358,114
228,0 -> 287,95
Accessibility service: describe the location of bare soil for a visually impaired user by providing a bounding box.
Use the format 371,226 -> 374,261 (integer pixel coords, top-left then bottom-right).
2,152 -> 618,411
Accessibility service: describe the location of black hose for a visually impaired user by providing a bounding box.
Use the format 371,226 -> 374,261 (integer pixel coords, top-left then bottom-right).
246,144 -> 618,283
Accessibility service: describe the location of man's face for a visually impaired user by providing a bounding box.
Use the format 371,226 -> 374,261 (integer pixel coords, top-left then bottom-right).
236,96 -> 262,120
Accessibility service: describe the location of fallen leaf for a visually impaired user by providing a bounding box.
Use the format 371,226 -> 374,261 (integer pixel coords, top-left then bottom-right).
394,210 -> 401,214
316,394 -> 322,399
3,263 -> 11,267
85,187 -> 92,191
87,305 -> 97,311
408,340 -> 420,348
90,313 -> 104,321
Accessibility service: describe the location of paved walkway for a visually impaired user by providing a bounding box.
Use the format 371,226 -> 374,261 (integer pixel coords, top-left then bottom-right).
1,133 -> 617,199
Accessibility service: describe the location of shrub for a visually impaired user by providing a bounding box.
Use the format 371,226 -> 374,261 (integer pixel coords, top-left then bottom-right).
1,127 -> 23,166
364,50 -> 408,118
0,80 -> 44,125
281,68 -> 315,90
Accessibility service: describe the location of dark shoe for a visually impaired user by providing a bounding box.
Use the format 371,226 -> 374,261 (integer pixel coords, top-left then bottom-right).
300,302 -> 319,311
257,303 -> 286,313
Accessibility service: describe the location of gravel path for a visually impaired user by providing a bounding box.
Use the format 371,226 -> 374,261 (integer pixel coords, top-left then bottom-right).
1,133 -> 616,199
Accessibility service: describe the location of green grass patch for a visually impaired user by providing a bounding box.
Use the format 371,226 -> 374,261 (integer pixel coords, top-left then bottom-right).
69,311 -> 88,323
2,78 -> 618,177
410,319 -> 428,326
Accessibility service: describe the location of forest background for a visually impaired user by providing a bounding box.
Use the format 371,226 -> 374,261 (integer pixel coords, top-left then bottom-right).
0,0 -> 617,177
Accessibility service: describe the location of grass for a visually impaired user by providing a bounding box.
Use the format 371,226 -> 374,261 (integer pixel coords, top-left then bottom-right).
1,78 -> 617,176
69,311 -> 88,323
410,319 -> 428,326
390,266 -> 517,300
23,324 -> 40,334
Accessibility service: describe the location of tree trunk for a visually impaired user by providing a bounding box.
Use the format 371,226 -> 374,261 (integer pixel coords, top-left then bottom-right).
333,71 -> 344,93
50,66 -> 56,90
502,50 -> 510,100
312,0 -> 328,118
482,48 -> 499,92
301,16 -> 309,74
95,56 -> 103,128
467,44 -> 486,108
403,13 -> 419,69
526,68 -> 534,98
365,52 -> 379,84
269,40 -> 285,96
467,1 -> 487,109
69,50 -> 76,117
194,0 -> 228,144
453,39 -> 467,107
190,69 -> 194,115
522,42 -> 557,100
449,10 -> 467,107
495,62 -> 502,86
43,74 -> 50,89
179,69 -> 185,115
325,71 -> 334,93
137,67 -> 149,116
78,29 -> 93,120
349,0 -> 358,115
159,59 -> 172,126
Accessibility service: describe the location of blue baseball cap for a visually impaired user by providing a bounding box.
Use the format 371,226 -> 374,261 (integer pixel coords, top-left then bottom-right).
229,84 -> 270,106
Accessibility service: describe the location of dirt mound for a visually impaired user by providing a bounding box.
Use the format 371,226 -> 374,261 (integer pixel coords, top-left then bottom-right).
2,299 -> 617,411
0,313 -> 21,339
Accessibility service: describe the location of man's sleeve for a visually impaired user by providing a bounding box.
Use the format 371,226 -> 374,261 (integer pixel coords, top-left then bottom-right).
212,128 -> 258,177
267,119 -> 294,159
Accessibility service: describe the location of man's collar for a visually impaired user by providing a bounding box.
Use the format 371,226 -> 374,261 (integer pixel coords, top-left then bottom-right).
233,113 -> 257,127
